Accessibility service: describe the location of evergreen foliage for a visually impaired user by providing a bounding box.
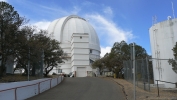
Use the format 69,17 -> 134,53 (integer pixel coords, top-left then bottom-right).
0,2 -> 66,77
92,40 -> 148,78
168,42 -> 177,74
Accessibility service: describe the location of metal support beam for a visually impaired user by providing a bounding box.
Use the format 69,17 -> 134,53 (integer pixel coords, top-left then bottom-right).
28,47 -> 30,81
41,49 -> 44,78
132,43 -> 136,100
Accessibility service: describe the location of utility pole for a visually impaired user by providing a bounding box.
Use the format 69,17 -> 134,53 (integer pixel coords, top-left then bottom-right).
146,57 -> 150,91
28,47 -> 30,81
41,49 -> 44,78
132,43 -> 136,100
28,35 -> 31,81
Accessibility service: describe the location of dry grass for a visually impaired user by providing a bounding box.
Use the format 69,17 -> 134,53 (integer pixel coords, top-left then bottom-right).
110,78 -> 177,100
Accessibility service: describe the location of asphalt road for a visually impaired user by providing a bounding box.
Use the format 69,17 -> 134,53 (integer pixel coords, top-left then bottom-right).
27,77 -> 126,100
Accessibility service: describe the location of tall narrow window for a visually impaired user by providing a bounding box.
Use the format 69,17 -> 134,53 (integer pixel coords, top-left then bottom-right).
90,49 -> 92,53
58,69 -> 62,73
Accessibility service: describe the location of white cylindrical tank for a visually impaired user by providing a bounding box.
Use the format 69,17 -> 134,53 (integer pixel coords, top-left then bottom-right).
149,18 -> 177,88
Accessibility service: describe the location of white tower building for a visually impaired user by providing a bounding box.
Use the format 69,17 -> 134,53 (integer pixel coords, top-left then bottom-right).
47,15 -> 100,77
149,18 -> 177,88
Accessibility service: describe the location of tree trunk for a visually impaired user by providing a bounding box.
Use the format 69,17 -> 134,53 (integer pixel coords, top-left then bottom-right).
0,59 -> 6,77
43,68 -> 48,77
0,66 -> 3,77
31,65 -> 36,76
44,71 -> 48,77
24,68 -> 28,75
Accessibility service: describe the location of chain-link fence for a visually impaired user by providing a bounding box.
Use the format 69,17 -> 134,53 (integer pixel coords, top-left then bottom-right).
123,58 -> 153,91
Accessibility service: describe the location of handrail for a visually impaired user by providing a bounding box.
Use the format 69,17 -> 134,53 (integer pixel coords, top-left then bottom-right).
156,80 -> 176,84
155,80 -> 177,97
0,78 -> 51,92
0,82 -> 39,92
0,76 -> 62,100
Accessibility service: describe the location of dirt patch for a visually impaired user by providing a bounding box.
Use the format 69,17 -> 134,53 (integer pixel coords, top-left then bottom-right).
107,77 -> 177,100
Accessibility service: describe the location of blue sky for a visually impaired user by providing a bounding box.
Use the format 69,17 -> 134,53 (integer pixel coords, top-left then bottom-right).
1,0 -> 177,57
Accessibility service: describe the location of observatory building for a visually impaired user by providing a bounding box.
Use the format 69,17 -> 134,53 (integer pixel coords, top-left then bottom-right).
47,15 -> 100,77
149,17 -> 177,88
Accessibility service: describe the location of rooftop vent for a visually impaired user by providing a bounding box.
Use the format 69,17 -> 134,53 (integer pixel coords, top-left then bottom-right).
167,16 -> 172,20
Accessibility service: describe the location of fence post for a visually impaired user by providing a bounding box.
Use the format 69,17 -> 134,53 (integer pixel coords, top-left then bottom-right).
156,80 -> 160,97
38,82 -> 40,94
61,75 -> 62,82
146,57 -> 150,91
142,58 -> 146,90
15,88 -> 17,100
50,79 -> 52,88
135,60 -> 138,86
132,43 -> 136,100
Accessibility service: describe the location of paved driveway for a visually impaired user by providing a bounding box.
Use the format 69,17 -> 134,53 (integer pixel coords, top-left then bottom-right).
27,77 -> 126,100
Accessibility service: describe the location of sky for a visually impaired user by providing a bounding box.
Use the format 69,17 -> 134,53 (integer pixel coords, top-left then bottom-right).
1,0 -> 177,57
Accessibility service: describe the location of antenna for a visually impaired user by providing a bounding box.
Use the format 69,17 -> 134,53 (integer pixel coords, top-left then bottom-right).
152,16 -> 153,25
172,2 -> 175,18
155,15 -> 157,24
152,15 -> 157,25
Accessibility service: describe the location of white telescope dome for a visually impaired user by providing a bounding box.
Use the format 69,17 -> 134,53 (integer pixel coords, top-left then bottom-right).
47,15 -> 100,77
47,15 -> 100,51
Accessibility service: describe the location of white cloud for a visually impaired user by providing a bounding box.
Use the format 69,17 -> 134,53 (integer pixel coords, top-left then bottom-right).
32,21 -> 51,30
19,2 -> 134,57
85,14 -> 134,57
86,14 -> 133,45
39,5 -> 69,16
38,5 -> 81,17
13,1 -> 81,19
71,6 -> 81,15
101,46 -> 111,57
82,1 -> 95,6
103,7 -> 113,15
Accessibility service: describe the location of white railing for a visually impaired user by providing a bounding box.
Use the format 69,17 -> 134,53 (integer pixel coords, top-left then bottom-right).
0,76 -> 64,100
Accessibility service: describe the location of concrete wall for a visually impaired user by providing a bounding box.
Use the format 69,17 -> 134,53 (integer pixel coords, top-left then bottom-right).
0,76 -> 64,100
49,32 -> 100,76
71,43 -> 89,49
149,18 -> 177,88
71,33 -> 90,77
71,49 -> 89,55
71,60 -> 89,66
72,55 -> 89,60
71,34 -> 89,43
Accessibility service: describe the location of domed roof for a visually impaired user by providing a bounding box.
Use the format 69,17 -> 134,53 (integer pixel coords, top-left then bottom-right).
47,15 -> 100,51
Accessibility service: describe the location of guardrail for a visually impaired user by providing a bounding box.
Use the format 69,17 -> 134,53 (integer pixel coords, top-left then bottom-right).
155,80 -> 177,97
0,75 -> 63,100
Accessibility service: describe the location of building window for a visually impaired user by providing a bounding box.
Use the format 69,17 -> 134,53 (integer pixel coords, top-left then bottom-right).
58,69 -> 62,73
90,49 -> 92,53
89,59 -> 94,64
80,36 -> 82,39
